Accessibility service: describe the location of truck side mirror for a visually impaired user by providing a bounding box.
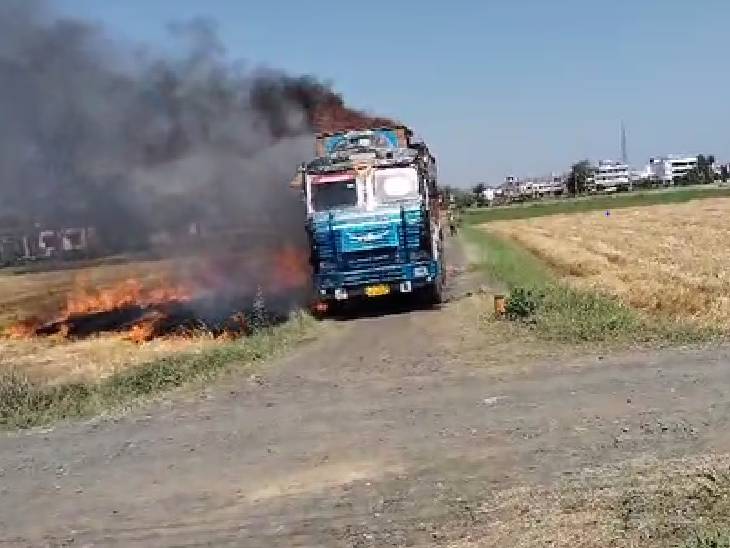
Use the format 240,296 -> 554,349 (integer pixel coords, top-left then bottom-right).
289,165 -> 305,189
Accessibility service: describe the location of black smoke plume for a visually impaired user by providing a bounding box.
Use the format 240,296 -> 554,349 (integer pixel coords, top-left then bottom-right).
0,0 -> 347,253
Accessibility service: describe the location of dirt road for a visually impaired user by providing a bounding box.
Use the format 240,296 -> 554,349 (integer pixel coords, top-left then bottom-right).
2,243 -> 730,547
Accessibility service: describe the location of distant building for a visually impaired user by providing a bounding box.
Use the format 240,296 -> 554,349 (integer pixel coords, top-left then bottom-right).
500,174 -> 564,199
481,188 -> 496,202
649,155 -> 698,185
630,165 -> 653,185
501,176 -> 524,199
531,174 -> 565,197
714,162 -> 729,179
595,160 -> 630,191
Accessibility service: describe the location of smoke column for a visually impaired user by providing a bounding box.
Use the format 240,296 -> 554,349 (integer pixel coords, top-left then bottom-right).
0,0 -> 394,255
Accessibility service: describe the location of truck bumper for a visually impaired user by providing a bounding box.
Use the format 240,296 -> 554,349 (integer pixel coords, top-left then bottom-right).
314,260 -> 441,301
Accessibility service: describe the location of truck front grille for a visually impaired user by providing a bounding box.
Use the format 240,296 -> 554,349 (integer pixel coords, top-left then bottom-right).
343,248 -> 399,270
341,265 -> 405,286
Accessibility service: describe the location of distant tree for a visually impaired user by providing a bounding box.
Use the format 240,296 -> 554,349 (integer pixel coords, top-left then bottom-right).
674,172 -> 694,186
702,154 -> 715,181
566,160 -> 594,194
721,165 -> 729,183
633,177 -> 652,190
471,183 -> 487,196
441,186 -> 475,209
690,154 -> 716,185
696,154 -> 707,183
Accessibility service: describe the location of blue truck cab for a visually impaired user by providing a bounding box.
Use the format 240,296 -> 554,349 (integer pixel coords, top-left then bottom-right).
299,126 -> 444,307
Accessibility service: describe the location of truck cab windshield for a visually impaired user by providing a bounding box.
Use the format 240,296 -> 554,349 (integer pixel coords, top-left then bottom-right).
311,179 -> 358,211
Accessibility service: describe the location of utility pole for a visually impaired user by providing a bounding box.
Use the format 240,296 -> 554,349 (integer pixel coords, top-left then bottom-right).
621,121 -> 631,191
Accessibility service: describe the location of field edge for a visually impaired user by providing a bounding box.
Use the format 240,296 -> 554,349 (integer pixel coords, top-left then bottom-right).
461,226 -> 721,346
463,186 -> 730,225
0,311 -> 319,430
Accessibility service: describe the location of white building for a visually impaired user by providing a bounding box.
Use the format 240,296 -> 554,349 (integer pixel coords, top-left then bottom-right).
480,187 -> 496,202
501,174 -> 564,199
631,165 -> 652,181
594,160 -> 630,191
501,176 -> 527,199
531,175 -> 565,196
649,155 -> 698,185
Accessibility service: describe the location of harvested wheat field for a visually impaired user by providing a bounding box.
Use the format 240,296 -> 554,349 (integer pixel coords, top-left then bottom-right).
0,249 -> 309,384
0,257 -> 212,383
485,197 -> 730,327
0,334 -> 221,385
0,256 -> 194,328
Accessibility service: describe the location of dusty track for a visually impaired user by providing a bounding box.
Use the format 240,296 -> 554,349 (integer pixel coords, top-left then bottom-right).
2,240 -> 730,547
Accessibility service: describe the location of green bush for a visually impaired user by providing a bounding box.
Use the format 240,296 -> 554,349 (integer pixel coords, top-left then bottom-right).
538,285 -> 641,342
0,371 -> 95,428
505,287 -> 542,320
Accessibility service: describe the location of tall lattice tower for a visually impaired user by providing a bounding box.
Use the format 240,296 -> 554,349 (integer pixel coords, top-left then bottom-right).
620,121 -> 628,165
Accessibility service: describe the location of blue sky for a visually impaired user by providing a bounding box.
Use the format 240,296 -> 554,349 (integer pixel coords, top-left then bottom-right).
53,0 -> 730,186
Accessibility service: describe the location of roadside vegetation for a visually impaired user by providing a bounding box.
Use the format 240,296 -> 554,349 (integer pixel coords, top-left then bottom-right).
463,226 -> 643,344
463,185 -> 730,225
487,198 -> 730,330
0,312 -> 316,429
462,223 -> 718,345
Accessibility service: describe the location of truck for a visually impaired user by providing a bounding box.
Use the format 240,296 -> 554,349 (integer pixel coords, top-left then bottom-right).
296,126 -> 444,311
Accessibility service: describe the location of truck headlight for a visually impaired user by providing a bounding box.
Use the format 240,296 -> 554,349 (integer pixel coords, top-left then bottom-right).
414,266 -> 429,277
319,261 -> 336,271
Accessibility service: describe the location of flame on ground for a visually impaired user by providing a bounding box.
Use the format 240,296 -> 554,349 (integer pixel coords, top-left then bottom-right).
5,246 -> 311,343
6,317 -> 43,339
65,278 -> 194,317
125,310 -> 168,344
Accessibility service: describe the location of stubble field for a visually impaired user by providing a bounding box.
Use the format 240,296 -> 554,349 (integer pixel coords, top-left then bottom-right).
0,257 -> 212,384
485,197 -> 730,328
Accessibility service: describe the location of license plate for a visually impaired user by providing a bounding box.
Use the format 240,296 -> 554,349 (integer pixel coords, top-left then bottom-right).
365,284 -> 390,297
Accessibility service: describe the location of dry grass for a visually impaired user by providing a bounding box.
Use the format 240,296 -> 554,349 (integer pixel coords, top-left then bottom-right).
0,335 -> 220,384
448,454 -> 730,548
0,256 -> 218,384
0,257 -> 188,327
0,312 -> 317,428
485,197 -> 730,328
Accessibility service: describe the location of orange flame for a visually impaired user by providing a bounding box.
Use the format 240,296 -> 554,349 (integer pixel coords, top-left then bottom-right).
65,278 -> 193,317
272,246 -> 310,291
6,246 -> 310,343
126,311 -> 167,344
5,317 -> 43,339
